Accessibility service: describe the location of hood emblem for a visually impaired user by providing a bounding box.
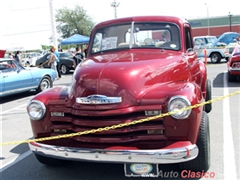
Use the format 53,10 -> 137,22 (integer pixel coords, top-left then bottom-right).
76,95 -> 122,104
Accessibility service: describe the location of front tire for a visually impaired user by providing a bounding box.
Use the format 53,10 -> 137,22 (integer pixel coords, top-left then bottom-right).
210,53 -> 221,63
180,111 -> 210,172
228,71 -> 237,82
36,76 -> 52,93
60,64 -> 69,75
205,79 -> 212,113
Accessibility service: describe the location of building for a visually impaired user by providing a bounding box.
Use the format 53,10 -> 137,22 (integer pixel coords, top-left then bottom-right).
188,14 -> 240,38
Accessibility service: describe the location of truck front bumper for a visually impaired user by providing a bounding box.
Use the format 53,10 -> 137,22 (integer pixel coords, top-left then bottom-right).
29,141 -> 198,164
229,67 -> 240,74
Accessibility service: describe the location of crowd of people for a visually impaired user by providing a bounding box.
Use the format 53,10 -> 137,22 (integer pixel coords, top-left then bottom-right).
7,51 -> 24,66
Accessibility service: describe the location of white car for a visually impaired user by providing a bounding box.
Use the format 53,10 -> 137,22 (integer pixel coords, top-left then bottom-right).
21,52 -> 42,66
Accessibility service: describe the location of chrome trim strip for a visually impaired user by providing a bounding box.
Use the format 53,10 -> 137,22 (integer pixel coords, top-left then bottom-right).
229,67 -> 240,72
0,86 -> 36,96
29,142 -> 198,164
129,21 -> 135,49
76,94 -> 122,104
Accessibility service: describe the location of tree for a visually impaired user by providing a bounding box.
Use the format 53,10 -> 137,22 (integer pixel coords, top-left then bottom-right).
55,5 -> 95,39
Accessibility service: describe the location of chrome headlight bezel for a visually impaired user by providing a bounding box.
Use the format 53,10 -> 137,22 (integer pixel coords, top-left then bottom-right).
27,100 -> 46,120
168,96 -> 191,119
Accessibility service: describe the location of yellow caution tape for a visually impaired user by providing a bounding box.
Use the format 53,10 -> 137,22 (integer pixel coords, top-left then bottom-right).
1,90 -> 240,146
36,60 -> 50,68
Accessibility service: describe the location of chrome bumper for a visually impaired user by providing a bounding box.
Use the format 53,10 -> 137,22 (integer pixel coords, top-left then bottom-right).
29,141 -> 198,164
229,67 -> 240,72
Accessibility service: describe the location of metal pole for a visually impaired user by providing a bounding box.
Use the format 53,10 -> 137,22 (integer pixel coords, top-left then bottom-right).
205,3 -> 210,35
111,0 -> 120,18
49,0 -> 58,48
229,12 -> 232,32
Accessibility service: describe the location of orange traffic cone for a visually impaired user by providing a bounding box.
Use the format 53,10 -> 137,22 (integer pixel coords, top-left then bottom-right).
204,47 -> 207,65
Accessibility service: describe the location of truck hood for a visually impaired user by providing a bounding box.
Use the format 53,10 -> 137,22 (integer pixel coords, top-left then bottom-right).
69,50 -> 190,109
213,32 -> 240,46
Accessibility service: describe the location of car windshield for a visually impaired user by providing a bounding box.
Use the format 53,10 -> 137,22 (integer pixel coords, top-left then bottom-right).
90,22 -> 181,54
0,60 -> 18,70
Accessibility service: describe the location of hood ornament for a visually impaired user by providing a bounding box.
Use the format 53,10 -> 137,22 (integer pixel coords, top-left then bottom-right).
76,94 -> 122,104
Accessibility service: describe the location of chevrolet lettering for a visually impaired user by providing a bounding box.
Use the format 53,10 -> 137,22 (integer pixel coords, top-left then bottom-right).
76,95 -> 122,104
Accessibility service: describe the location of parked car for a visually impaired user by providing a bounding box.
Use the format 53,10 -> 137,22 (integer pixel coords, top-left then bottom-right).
39,50 -> 49,56
27,16 -> 212,177
35,52 -> 74,74
21,52 -> 42,66
193,32 -> 239,63
227,45 -> 240,82
225,39 -> 240,55
0,58 -> 56,97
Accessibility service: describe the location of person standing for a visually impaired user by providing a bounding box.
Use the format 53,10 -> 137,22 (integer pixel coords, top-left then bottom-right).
8,53 -> 13,59
51,46 -> 61,78
83,45 -> 88,58
73,47 -> 84,69
14,51 -> 23,66
48,47 -> 59,79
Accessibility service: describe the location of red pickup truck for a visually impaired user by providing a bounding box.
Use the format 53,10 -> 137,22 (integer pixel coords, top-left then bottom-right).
27,16 -> 212,178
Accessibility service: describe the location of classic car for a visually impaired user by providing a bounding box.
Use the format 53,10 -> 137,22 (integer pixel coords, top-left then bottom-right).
21,52 -> 42,67
36,52 -> 74,74
27,16 -> 212,177
0,58 -> 56,97
227,45 -> 240,82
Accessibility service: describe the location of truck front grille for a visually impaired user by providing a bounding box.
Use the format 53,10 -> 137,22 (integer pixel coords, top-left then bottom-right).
48,109 -> 167,149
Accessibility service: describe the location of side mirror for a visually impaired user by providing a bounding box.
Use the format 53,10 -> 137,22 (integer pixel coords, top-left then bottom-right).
193,45 -> 203,55
186,46 -> 203,56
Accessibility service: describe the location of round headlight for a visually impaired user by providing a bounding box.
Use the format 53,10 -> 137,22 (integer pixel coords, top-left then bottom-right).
27,100 -> 46,120
168,96 -> 191,119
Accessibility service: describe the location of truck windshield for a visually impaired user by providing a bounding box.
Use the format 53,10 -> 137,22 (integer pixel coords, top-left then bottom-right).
90,22 -> 181,54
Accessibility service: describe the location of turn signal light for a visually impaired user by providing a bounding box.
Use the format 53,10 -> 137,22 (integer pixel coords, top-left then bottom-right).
51,112 -> 64,116
53,129 -> 67,133
147,129 -> 163,134
145,110 -> 161,116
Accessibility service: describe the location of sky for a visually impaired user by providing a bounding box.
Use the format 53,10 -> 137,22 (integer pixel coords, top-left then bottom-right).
0,0 -> 239,50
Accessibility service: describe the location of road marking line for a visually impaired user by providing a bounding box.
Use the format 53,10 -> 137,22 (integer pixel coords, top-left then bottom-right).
223,72 -> 237,180
0,150 -> 32,172
0,104 -> 27,115
0,103 -> 31,172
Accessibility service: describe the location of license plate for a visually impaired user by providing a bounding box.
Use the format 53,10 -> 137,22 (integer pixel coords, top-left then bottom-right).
124,163 -> 159,177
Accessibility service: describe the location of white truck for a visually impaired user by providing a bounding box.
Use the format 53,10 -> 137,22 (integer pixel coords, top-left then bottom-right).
193,32 -> 239,63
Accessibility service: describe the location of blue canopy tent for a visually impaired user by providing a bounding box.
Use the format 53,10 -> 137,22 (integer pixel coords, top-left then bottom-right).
60,34 -> 90,45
